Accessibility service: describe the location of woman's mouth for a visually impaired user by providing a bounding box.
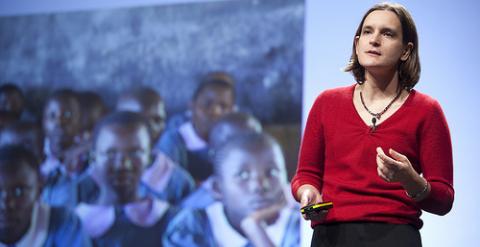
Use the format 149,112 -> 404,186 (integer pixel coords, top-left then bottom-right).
366,50 -> 381,56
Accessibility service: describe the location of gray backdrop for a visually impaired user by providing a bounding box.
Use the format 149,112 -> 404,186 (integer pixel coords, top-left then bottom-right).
0,0 -> 304,124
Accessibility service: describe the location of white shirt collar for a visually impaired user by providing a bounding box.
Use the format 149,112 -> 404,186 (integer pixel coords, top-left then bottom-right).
178,121 -> 208,151
205,202 -> 291,247
75,198 -> 169,238
40,157 -> 62,178
0,203 -> 50,247
141,152 -> 175,194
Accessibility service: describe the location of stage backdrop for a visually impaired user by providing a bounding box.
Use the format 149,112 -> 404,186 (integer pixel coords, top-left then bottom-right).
0,0 -> 304,125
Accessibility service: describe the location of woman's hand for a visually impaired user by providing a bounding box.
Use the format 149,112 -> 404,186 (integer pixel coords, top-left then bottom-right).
376,147 -> 415,184
376,147 -> 430,201
297,184 -> 326,221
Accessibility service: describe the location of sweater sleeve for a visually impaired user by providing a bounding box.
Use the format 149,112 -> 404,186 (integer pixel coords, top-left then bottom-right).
417,100 -> 454,215
291,94 -> 325,201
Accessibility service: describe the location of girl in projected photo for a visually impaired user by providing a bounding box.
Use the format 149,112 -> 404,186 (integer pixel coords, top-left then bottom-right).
0,145 -> 91,247
164,133 -> 300,247
292,2 -> 454,247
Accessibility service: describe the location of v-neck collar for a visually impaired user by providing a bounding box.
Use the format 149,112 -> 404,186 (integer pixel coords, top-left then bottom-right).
350,84 -> 415,131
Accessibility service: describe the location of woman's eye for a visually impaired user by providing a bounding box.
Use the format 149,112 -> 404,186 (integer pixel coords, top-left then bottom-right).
362,29 -> 371,35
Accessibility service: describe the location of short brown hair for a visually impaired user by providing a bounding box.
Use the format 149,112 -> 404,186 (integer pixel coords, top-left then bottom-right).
345,2 -> 421,89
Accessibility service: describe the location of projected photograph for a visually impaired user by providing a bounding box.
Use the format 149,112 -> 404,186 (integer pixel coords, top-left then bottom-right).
0,0 -> 304,246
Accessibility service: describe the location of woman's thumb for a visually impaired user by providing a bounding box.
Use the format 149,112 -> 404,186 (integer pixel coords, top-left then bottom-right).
300,190 -> 312,207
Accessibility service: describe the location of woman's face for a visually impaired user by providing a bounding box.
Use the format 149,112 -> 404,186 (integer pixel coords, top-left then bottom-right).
355,10 -> 408,73
93,125 -> 150,203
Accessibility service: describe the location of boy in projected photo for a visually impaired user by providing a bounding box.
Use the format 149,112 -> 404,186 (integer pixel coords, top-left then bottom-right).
0,121 -> 45,164
0,84 -> 24,121
75,111 -> 176,247
117,87 -> 195,205
157,72 -> 236,184
163,133 -> 300,247
41,89 -> 91,208
77,90 -> 108,143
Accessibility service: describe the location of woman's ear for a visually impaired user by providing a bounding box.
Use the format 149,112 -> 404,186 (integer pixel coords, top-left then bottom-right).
401,42 -> 414,61
354,36 -> 360,56
211,176 -> 223,200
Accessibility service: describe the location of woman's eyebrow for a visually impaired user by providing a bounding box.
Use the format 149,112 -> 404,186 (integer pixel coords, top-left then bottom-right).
380,27 -> 398,33
362,25 -> 373,31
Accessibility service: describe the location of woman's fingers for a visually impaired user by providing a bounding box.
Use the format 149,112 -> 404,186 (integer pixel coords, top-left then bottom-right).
300,189 -> 312,208
389,148 -> 408,162
376,147 -> 400,182
378,168 -> 390,182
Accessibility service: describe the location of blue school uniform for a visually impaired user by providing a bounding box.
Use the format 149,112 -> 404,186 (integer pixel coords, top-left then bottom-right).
156,121 -> 212,182
142,153 -> 195,205
41,157 -> 95,208
0,203 -> 92,247
41,158 -> 78,208
163,202 -> 301,247
75,153 -> 195,206
180,177 -> 216,209
76,198 -> 176,247
161,111 -> 191,138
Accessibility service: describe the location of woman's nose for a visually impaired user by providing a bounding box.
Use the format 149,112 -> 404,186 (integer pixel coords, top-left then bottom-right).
369,33 -> 381,46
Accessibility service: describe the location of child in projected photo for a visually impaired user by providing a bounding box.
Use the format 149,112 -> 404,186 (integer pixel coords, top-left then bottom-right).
181,111 -> 262,209
77,90 -> 108,143
0,145 -> 91,247
75,111 -> 176,247
157,72 -> 236,184
0,84 -> 25,121
0,121 -> 45,164
163,133 -> 300,247
117,87 -> 195,205
41,90 -> 91,208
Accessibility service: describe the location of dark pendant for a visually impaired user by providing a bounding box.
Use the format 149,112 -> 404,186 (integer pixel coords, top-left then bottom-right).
371,117 -> 377,132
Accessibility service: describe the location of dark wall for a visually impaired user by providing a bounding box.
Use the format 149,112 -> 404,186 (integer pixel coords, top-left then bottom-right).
0,0 -> 304,124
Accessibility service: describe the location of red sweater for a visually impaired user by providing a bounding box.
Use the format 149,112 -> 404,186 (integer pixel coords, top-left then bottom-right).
291,84 -> 454,229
